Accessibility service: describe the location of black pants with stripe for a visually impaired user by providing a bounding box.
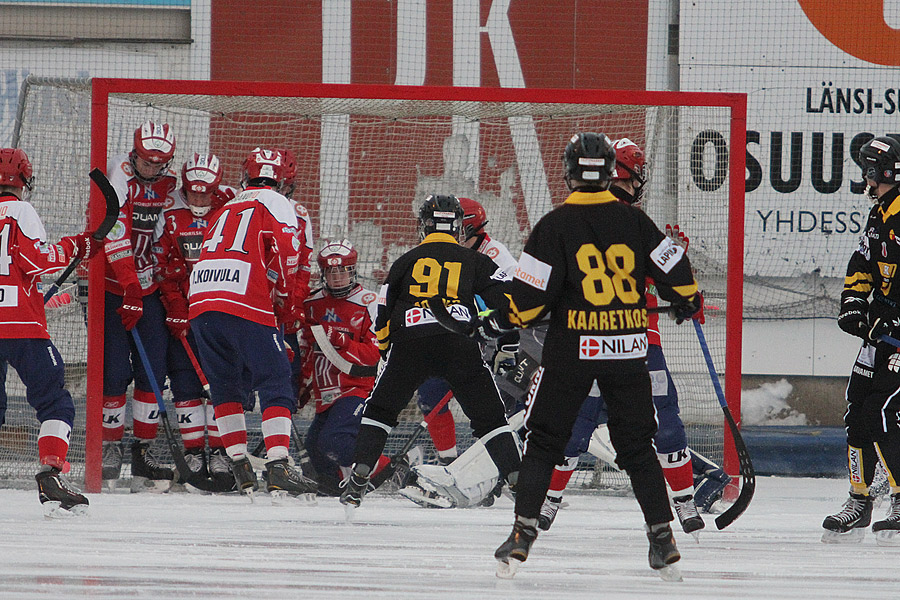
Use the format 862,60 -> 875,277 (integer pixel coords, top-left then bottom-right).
352,332 -> 520,481
516,359 -> 673,527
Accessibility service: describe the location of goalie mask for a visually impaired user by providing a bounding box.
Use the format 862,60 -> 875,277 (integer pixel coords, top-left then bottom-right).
611,138 -> 648,206
860,136 -> 900,199
564,132 -> 615,192
0,148 -> 35,193
182,153 -> 223,217
130,121 -> 176,183
458,197 -> 488,241
418,194 -> 464,241
317,239 -> 358,298
241,147 -> 287,191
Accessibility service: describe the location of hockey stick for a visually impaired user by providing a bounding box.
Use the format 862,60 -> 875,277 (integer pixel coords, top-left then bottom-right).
310,324 -> 378,377
179,336 -> 211,396
370,390 -> 455,488
290,416 -> 319,481
44,168 -> 119,304
692,319 -> 755,530
426,296 -> 677,338
130,328 -> 226,493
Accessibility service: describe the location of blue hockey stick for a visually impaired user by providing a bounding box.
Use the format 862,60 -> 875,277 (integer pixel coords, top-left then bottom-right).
693,319 -> 755,529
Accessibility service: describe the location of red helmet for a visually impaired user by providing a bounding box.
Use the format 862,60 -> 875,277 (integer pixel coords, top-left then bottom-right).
0,148 -> 35,191
611,138 -> 648,204
132,121 -> 176,165
317,239 -> 358,298
276,148 -> 297,197
458,197 -> 488,240
242,147 -> 287,190
182,153 -> 223,195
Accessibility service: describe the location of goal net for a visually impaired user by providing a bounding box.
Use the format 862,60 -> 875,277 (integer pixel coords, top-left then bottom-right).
8,77 -> 744,494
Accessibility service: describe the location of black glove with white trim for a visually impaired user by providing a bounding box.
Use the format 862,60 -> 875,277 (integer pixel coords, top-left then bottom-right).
837,296 -> 868,340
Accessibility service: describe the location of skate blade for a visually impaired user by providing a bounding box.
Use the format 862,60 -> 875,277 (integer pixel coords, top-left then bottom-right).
690,531 -> 701,544
821,527 -> 866,544
875,530 -> 900,546
42,502 -> 89,519
398,487 -> 453,509
104,479 -> 118,492
343,503 -> 357,523
656,564 -> 683,582
130,477 -> 172,494
495,557 -> 522,579
270,490 -> 317,506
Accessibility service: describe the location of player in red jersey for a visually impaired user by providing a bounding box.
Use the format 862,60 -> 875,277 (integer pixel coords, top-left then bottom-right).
189,147 -> 317,502
297,239 -> 384,494
154,153 -> 237,490
0,148 -> 98,516
101,121 -> 179,492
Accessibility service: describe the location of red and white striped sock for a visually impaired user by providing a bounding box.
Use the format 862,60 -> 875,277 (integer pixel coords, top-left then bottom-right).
205,402 -> 223,448
427,409 -> 457,460
548,456 -> 578,499
132,389 -> 160,440
262,406 -> 291,461
102,394 -> 126,441
660,450 -> 694,497
213,402 -> 248,459
38,419 -> 71,471
174,398 -> 206,450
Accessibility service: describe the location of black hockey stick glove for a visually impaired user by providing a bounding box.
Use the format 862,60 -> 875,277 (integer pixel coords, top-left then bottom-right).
673,292 -> 704,325
867,316 -> 900,344
837,296 -> 869,339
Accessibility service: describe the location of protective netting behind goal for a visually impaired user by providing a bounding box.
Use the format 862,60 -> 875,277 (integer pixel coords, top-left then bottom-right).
5,78 -> 740,493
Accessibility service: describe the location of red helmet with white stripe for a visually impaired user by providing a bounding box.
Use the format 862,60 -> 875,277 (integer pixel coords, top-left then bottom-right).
611,138 -> 648,205
182,153 -> 223,195
317,239 -> 358,298
0,148 -> 34,191
276,148 -> 297,198
242,147 -> 287,191
458,197 -> 488,241
130,121 -> 176,182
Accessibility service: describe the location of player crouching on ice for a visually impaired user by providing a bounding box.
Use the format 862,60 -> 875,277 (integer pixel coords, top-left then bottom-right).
0,148 -> 99,517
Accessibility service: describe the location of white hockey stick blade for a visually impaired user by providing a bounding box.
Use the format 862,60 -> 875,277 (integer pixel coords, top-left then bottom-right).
495,557 -> 521,579
656,564 -> 683,582
820,528 -> 866,544
311,325 -> 377,377
875,530 -> 900,546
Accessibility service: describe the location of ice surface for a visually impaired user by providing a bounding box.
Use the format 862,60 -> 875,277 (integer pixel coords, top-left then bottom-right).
0,476 -> 896,599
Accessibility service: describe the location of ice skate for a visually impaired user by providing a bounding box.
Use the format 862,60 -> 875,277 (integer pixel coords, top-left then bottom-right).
230,456 -> 259,500
873,493 -> 900,546
339,467 -> 371,522
130,440 -> 174,493
478,480 -> 504,508
101,441 -> 123,490
494,518 -> 538,579
207,447 -> 236,493
537,497 -> 562,531
821,492 -> 872,543
264,458 -> 317,505
646,523 -> 682,582
398,473 -> 453,509
673,495 -> 705,540
36,466 -> 89,518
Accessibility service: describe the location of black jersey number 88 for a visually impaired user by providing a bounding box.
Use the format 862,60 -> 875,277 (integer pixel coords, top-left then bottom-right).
576,243 -> 639,306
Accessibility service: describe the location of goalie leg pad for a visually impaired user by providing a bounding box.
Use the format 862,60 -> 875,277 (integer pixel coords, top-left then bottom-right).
412,440 -> 501,508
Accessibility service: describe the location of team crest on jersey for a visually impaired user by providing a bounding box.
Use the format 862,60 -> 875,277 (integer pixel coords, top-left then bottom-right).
108,220 -> 127,241
362,292 -> 376,305
486,247 -> 499,259
322,308 -> 340,322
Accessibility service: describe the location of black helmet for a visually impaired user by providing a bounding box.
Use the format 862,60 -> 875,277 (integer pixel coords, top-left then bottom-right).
860,136 -> 900,186
564,132 -> 616,191
418,194 -> 464,240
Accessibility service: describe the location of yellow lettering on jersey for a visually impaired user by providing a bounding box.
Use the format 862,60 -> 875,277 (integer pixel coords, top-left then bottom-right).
576,311 -> 587,329
568,310 -> 577,328
623,309 -> 634,328
598,311 -> 609,330
566,308 -> 648,332
608,311 -> 617,329
587,310 -> 598,330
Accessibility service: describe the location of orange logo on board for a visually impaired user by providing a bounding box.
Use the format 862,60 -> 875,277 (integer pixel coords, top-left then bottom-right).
798,0 -> 900,65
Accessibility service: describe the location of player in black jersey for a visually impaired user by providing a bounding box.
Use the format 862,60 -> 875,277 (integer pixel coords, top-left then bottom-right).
825,136 -> 900,544
339,194 -> 521,512
490,132 -> 701,580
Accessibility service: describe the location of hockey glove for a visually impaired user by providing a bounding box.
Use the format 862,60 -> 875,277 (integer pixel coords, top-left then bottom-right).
324,325 -> 350,350
116,284 -> 144,331
673,292 -> 703,325
273,292 -> 294,326
59,231 -> 100,261
838,297 -> 869,339
164,296 -> 191,338
867,316 -> 900,345
665,224 -> 689,251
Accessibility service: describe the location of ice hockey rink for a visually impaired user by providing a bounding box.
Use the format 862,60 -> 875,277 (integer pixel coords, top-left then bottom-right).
0,475 -> 895,599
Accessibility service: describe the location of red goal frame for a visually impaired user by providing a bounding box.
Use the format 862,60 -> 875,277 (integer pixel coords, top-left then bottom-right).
86,78 -> 746,493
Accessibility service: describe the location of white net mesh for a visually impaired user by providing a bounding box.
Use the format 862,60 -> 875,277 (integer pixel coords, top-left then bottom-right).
4,78 -> 738,491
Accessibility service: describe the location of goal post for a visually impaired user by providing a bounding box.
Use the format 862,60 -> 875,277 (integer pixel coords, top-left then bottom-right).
12,77 -> 746,494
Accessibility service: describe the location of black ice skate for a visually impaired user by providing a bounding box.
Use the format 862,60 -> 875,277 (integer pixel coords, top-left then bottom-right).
673,494 -> 705,539
821,492 -> 872,543
208,447 -> 236,492
101,441 -> 123,489
36,466 -> 89,518
494,518 -> 538,579
537,497 -> 562,531
645,523 -> 682,582
231,456 -> 259,499
872,493 -> 900,546
264,458 -> 318,505
130,440 -> 174,493
339,467 -> 371,521
398,472 -> 454,509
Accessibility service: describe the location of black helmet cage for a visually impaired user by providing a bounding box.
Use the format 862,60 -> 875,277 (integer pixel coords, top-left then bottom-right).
860,136 -> 900,187
418,194 -> 464,240
564,132 -> 616,191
